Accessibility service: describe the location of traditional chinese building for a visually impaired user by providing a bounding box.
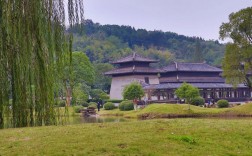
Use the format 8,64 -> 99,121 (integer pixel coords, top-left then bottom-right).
105,53 -> 251,102
104,53 -> 161,99
144,62 -> 251,103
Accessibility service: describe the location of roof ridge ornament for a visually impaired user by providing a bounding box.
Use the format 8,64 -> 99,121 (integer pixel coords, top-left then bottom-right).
133,52 -> 136,61
174,61 -> 178,70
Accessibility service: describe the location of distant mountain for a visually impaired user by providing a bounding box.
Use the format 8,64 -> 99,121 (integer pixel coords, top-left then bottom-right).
68,19 -> 225,66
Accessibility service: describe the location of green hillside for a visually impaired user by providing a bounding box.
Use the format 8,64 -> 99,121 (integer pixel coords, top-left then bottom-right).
68,19 -> 225,66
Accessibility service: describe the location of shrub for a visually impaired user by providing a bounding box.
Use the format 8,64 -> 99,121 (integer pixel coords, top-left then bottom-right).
190,97 -> 205,106
119,101 -> 134,111
88,102 -> 97,109
104,99 -> 124,103
104,102 -> 116,110
81,101 -> 89,107
73,105 -> 84,113
217,100 -> 229,108
57,100 -> 66,107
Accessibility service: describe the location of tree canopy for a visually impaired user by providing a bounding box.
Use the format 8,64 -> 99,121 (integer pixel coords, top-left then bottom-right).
219,7 -> 252,88
175,82 -> 200,104
122,82 -> 145,100
72,52 -> 95,86
93,63 -> 114,92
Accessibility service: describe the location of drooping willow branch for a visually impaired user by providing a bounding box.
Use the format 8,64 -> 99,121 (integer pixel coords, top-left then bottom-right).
0,0 -> 84,128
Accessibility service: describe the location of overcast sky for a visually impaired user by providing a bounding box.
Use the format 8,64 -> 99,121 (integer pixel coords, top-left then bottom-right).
84,0 -> 251,41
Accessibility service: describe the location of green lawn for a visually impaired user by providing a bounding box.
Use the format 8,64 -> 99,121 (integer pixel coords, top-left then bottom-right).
99,103 -> 252,118
1,118 -> 252,155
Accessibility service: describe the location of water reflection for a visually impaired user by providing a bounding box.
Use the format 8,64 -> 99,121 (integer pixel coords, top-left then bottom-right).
69,116 -> 133,125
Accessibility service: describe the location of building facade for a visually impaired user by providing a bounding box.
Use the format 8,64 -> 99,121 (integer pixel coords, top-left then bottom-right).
106,53 -> 251,102
144,62 -> 250,103
105,53 -> 160,99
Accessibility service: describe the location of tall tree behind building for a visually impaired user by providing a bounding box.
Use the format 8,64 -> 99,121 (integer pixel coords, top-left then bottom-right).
193,40 -> 204,63
219,7 -> 252,88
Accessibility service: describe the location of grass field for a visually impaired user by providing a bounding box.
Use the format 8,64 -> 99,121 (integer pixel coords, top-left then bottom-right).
1,118 -> 252,155
99,103 -> 252,118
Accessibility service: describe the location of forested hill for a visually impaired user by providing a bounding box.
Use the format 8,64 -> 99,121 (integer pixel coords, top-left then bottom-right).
68,19 -> 225,66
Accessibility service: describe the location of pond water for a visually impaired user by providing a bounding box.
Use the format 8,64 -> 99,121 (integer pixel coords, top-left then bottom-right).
66,116 -> 136,125
2,116 -> 136,129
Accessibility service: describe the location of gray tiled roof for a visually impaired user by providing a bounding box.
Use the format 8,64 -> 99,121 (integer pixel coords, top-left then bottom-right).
143,83 -> 247,90
104,66 -> 161,75
163,62 -> 223,72
111,52 -> 158,64
160,76 -> 225,83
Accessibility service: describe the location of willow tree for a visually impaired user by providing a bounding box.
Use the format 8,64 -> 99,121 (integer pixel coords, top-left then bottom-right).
0,0 -> 84,128
219,7 -> 252,88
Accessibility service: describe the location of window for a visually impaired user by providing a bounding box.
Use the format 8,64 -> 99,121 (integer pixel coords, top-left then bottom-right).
144,77 -> 149,84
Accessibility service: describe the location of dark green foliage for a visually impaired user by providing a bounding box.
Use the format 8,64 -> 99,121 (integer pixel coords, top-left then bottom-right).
57,100 -> 66,107
104,99 -> 124,103
217,100 -> 229,108
90,89 -> 109,100
88,102 -> 97,109
93,63 -> 113,92
192,40 -> 203,63
119,101 -> 134,111
191,97 -> 205,106
73,106 -> 84,113
81,101 -> 89,107
122,82 -> 144,100
72,52 -> 95,86
104,102 -> 116,110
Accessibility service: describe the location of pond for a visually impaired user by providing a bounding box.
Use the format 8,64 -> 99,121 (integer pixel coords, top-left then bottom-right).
2,116 -> 136,129
67,116 -> 136,125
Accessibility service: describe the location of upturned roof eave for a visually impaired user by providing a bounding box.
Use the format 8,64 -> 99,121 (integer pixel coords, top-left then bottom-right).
104,71 -> 161,75
111,60 -> 159,64
163,69 -> 223,72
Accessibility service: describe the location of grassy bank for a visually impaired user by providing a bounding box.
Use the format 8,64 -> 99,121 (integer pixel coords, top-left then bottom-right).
99,103 -> 252,118
0,118 -> 252,155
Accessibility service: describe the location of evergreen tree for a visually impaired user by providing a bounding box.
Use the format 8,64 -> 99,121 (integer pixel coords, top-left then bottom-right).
193,40 -> 203,63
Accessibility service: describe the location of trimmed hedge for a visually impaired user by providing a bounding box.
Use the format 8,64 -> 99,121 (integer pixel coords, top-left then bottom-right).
119,101 -> 134,111
81,101 -> 89,107
104,99 -> 124,103
191,97 -> 205,106
104,102 -> 116,110
88,102 -> 97,109
217,100 -> 229,108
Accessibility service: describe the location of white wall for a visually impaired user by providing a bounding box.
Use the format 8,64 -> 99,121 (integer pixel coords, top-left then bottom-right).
110,75 -> 159,99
